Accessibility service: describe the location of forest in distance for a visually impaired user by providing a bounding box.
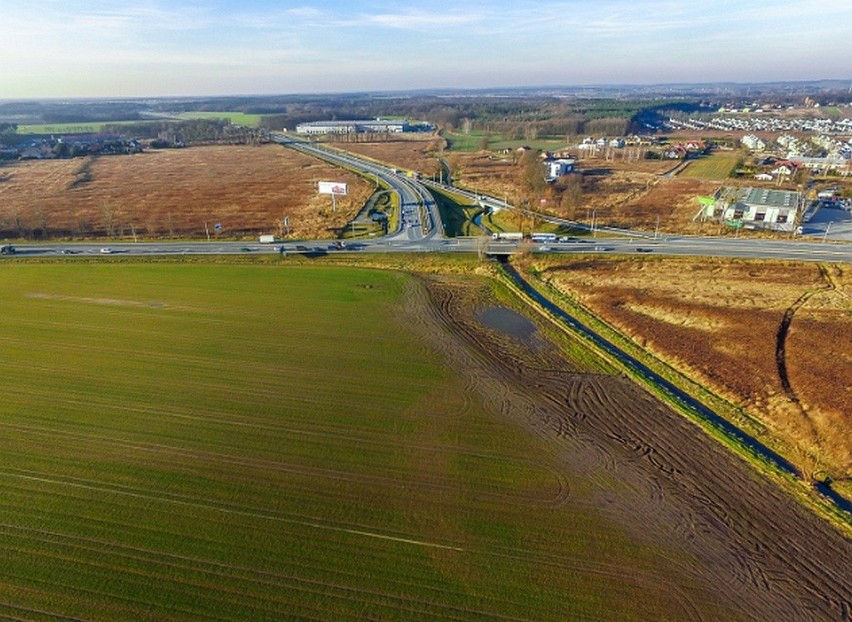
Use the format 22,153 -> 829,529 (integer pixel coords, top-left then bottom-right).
2,80 -> 852,137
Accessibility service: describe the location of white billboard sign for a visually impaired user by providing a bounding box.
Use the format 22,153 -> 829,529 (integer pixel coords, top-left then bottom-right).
318,181 -> 348,196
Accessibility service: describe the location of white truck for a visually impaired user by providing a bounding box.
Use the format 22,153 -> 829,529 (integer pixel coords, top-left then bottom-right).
491,232 -> 523,241
258,235 -> 277,244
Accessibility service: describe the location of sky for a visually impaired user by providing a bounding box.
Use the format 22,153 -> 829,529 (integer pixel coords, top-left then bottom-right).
2,0 -> 851,99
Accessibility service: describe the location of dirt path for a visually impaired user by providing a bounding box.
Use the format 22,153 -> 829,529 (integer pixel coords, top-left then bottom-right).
774,264 -> 838,450
407,273 -> 851,622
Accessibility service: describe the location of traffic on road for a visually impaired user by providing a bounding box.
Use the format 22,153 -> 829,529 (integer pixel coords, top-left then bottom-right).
3,137 -> 851,264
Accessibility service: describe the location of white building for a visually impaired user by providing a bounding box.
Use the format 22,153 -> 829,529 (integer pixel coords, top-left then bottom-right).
546,158 -> 575,179
741,134 -> 766,151
295,119 -> 420,135
703,187 -> 801,232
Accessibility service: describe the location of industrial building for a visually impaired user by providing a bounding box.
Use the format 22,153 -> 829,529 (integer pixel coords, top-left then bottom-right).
700,187 -> 802,232
295,119 -> 420,135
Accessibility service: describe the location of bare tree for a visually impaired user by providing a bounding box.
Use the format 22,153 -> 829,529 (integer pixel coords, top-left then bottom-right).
100,202 -> 121,237
559,174 -> 583,220
518,149 -> 547,227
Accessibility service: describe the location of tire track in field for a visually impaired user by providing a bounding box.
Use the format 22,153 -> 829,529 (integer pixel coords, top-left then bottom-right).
0,523 -> 530,621
415,273 -> 852,622
404,277 -> 714,619
0,468 -> 470,556
553,375 -> 844,620
773,264 -> 837,449
0,602 -> 90,622
0,475 -> 689,620
0,423 -> 568,509
402,278 -> 573,508
0,517 -> 705,622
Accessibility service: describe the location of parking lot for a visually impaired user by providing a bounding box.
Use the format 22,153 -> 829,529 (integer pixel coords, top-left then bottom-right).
801,202 -> 852,241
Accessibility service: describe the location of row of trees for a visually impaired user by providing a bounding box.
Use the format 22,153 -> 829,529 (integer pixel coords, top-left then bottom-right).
100,119 -> 268,146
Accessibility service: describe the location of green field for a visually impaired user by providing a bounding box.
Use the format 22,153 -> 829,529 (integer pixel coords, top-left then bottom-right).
444,130 -> 566,153
16,121 -> 145,135
174,111 -> 264,127
17,112 -> 262,135
678,152 -> 740,180
0,262 -> 704,620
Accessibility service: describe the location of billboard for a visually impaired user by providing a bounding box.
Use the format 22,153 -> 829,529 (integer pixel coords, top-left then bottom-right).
318,181 -> 348,196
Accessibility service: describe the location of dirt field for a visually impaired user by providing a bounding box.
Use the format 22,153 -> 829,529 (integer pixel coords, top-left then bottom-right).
0,145 -> 373,240
528,256 -> 852,492
413,273 -> 851,621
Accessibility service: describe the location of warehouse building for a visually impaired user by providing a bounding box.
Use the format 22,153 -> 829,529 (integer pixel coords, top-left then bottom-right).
700,187 -> 802,232
296,119 -> 421,135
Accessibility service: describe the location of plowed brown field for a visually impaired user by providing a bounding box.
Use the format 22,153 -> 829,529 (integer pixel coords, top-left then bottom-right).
413,273 -> 851,622
530,256 -> 852,493
0,145 -> 372,240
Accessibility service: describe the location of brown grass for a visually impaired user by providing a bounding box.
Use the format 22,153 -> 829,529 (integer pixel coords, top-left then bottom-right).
534,256 -> 852,486
0,145 -> 373,240
332,136 -> 444,176
344,142 -> 722,234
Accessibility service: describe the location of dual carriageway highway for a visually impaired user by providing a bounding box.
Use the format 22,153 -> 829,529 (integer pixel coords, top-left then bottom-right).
4,135 -> 852,263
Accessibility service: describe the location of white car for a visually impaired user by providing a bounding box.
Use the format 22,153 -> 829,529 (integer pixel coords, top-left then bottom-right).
100,247 -> 114,254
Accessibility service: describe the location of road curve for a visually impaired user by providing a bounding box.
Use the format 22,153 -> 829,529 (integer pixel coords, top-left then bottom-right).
3,140 -> 851,263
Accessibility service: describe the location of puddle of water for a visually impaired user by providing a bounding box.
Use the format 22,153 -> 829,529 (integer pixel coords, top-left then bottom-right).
477,306 -> 538,344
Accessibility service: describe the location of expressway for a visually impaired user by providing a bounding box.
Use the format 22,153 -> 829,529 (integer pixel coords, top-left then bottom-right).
274,134 -> 443,243
3,137 -> 851,263
6,231 -> 851,263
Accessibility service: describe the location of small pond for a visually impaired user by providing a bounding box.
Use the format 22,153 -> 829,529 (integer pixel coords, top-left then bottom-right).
477,306 -> 538,345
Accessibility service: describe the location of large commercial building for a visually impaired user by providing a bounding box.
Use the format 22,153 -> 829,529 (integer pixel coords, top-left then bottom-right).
700,187 -> 802,232
296,119 -> 426,135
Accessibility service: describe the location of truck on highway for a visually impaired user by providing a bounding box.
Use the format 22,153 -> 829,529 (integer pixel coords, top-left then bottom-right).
530,232 -> 557,243
258,235 -> 277,244
491,232 -> 524,241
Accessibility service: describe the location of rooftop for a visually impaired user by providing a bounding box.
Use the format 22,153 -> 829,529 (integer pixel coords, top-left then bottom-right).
722,187 -> 799,208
